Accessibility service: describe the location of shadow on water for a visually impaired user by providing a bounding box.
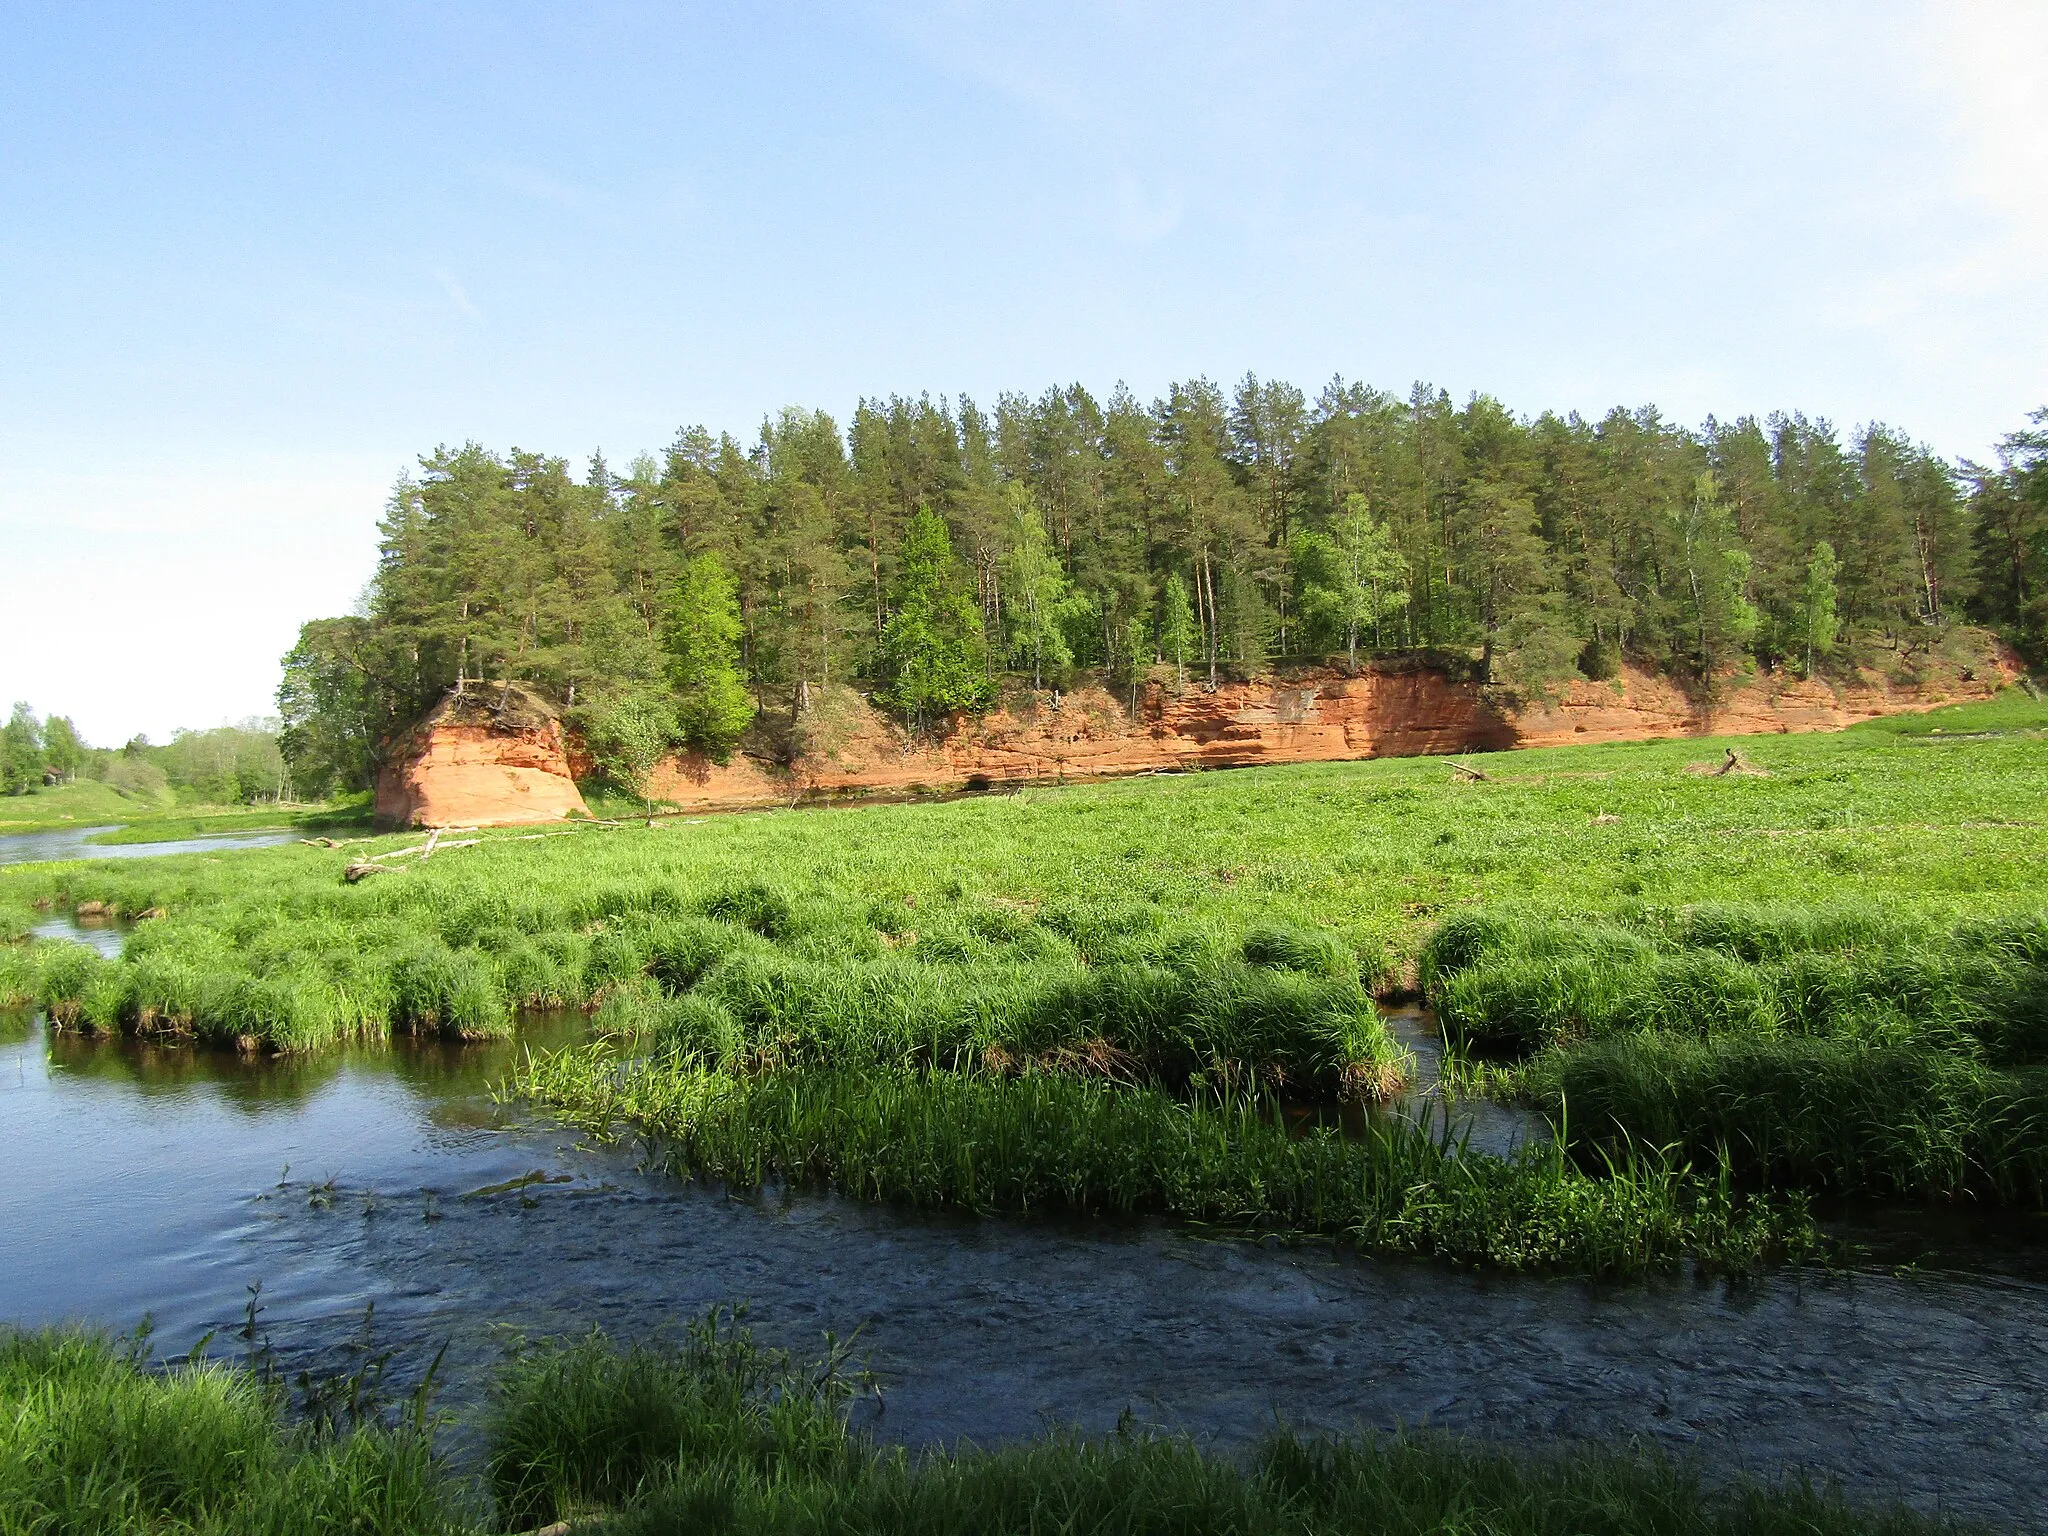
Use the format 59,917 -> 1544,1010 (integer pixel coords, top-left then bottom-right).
3,982 -> 2048,1525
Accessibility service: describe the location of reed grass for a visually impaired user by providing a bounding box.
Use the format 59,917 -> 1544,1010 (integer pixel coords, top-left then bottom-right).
1424,898 -> 2048,1205
512,1047 -> 1813,1275
486,1312 -> 866,1529
6,693 -> 2044,1055
1,870 -> 1396,1081
1425,904 -> 2048,1065
0,899 -> 34,945
1527,1034 -> 2048,1204
0,1328 -> 455,1536
595,1429 -> 1961,1536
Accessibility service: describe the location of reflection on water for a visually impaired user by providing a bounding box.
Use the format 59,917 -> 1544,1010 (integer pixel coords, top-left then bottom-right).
31,914 -> 127,957
1,1010 -> 2046,1527
0,823 -> 303,865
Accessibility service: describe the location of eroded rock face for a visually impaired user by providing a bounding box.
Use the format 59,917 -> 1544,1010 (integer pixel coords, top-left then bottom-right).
374,686 -> 590,829
376,650 -> 2017,827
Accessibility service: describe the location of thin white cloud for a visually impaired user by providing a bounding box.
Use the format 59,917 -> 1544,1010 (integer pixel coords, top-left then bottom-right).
432,266 -> 482,317
1112,175 -> 1185,244
489,163 -> 589,207
1911,0 -> 2048,296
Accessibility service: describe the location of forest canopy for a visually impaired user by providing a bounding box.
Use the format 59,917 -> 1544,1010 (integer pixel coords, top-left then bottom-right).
276,379 -> 2048,795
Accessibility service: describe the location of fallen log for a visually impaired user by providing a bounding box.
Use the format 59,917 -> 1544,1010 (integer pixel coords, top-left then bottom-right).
1448,759 -> 1491,782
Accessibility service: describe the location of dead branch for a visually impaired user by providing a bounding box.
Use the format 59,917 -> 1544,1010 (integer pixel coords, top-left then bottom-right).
1448,759 -> 1491,782
1686,748 -> 1770,778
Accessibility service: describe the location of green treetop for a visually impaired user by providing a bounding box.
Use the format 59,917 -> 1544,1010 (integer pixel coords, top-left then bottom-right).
1803,541 -> 1841,678
880,509 -> 994,731
663,552 -> 756,762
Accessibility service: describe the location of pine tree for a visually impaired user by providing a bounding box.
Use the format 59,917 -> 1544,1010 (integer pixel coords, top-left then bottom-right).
1000,484 -> 1072,688
879,509 -> 994,731
664,553 -> 756,762
1159,573 -> 1197,687
1803,542 -> 1841,678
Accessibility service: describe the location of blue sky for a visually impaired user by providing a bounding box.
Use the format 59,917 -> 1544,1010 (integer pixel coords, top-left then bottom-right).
3,1 -> 2043,744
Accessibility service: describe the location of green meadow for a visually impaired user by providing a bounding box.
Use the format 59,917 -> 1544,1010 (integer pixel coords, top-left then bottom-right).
4,688 -> 2046,1274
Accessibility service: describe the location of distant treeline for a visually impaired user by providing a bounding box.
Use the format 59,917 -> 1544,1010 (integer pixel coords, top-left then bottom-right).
0,704 -> 290,806
276,379 -> 2048,795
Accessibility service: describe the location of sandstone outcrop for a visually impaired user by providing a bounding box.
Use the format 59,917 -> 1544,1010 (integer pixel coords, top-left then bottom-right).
375,644 -> 2020,827
374,683 -> 590,828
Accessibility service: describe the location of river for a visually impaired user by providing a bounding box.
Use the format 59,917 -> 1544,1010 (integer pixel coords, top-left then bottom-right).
0,823 -> 305,865
4,910 -> 2047,1526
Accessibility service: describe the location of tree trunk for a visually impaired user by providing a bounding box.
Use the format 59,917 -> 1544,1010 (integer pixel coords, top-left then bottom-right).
1198,550 -> 1215,686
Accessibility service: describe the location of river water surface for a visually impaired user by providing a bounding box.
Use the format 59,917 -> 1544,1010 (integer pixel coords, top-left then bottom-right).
0,823 -> 304,865
6,932 -> 2048,1529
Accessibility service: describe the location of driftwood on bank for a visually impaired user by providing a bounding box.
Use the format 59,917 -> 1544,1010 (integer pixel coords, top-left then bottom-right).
335,820 -> 628,882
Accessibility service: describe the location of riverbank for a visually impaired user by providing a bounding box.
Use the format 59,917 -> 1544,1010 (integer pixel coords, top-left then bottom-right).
376,652 -> 2021,829
5,1321 -> 1973,1536
4,694 -> 2044,1281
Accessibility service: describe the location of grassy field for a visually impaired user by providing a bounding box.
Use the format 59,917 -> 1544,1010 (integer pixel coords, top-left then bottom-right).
0,778 -> 369,839
0,1321 -> 1964,1536
3,689 -> 2044,1261
0,777 -> 174,830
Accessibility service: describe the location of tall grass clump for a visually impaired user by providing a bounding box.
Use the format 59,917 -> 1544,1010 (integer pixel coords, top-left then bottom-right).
0,938 -> 54,1007
0,899 -> 34,944
0,1328 -> 455,1536
655,945 -> 1405,1096
0,1318 -> 1975,1536
513,1048 -> 1813,1275
1426,903 -> 2048,1064
1528,1034 -> 2048,1205
487,1313 -> 863,1529
389,941 -> 512,1039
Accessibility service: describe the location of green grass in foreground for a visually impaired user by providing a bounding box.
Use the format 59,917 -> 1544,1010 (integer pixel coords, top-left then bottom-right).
0,1328 -> 453,1536
0,1322 -> 1965,1536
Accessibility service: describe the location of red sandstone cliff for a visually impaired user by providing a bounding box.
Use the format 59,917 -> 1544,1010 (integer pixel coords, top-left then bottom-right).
375,643 -> 2019,828
374,683 -> 590,828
